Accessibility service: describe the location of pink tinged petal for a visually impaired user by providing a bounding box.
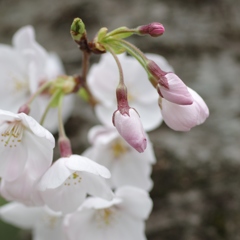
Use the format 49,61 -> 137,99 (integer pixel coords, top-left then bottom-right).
188,88 -> 209,124
159,73 -> 193,105
161,88 -> 209,131
0,167 -> 37,205
0,202 -> 41,229
65,154 -> 111,179
116,186 -> 153,220
113,108 -> 147,153
82,172 -> 114,201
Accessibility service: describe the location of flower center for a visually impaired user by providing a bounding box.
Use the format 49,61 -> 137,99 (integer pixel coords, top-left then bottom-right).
111,139 -> 129,158
95,208 -> 115,227
64,172 -> 82,186
1,121 -> 24,147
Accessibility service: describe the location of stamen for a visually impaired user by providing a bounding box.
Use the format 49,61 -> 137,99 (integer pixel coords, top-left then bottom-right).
1,121 -> 24,147
111,139 -> 129,158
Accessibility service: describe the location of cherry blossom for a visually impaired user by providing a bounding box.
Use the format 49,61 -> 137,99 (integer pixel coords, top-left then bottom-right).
0,26 -> 74,132
38,154 -> 114,214
64,186 -> 153,240
88,52 -> 174,131
159,88 -> 209,131
83,125 -> 155,191
0,109 -> 54,182
0,202 -> 65,240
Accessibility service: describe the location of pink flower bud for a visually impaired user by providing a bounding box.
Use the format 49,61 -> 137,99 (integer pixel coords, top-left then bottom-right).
112,108 -> 147,153
58,136 -> 72,157
157,73 -> 193,105
18,104 -> 30,115
160,88 -> 209,131
139,22 -> 165,37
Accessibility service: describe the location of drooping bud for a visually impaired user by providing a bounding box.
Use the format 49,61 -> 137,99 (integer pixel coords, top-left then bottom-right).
160,88 -> 209,131
147,59 -> 169,88
157,73 -> 193,105
138,22 -> 165,37
112,82 -> 147,152
147,59 -> 193,105
70,18 -> 86,42
58,136 -> 72,157
113,108 -> 147,153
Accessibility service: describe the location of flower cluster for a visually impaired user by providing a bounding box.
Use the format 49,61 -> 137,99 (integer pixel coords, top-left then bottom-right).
0,19 -> 209,240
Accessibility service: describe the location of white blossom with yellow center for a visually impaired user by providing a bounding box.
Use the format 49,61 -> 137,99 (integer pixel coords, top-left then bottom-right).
0,109 -> 54,182
64,186 -> 153,240
0,25 -> 74,133
38,154 -> 114,214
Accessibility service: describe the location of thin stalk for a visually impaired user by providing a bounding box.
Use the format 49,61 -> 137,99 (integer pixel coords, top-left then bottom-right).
79,50 -> 98,106
107,38 -> 148,70
105,45 -> 124,85
27,81 -> 52,106
58,94 -> 66,138
40,89 -> 62,126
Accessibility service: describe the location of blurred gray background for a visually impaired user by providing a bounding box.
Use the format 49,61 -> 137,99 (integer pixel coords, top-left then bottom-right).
0,0 -> 240,239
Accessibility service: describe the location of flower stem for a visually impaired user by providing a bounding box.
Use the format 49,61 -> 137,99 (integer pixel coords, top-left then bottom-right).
78,49 -> 98,106
105,45 -> 124,85
107,38 -> 148,71
27,81 -> 52,106
57,93 -> 66,138
40,89 -> 62,126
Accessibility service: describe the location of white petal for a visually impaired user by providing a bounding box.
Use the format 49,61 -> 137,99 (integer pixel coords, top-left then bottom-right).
116,186 -> 153,220
38,158 -> 72,190
19,113 -> 55,145
111,154 -> 153,191
22,131 -> 52,178
40,183 -> 87,214
0,202 -> 41,229
65,155 -> 111,179
79,197 -> 122,210
83,172 -> 114,201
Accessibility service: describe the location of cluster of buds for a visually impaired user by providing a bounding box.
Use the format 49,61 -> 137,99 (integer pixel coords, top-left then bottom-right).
70,18 -> 209,151
0,18 -> 209,240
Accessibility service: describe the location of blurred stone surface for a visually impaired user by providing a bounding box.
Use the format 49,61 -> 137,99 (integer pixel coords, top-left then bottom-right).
0,0 -> 240,239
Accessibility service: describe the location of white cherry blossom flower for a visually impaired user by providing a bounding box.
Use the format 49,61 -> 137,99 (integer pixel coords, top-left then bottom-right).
0,202 -> 65,240
64,186 -> 153,240
88,52 -> 174,131
38,154 -> 114,214
0,109 -> 55,182
0,26 -> 74,133
83,125 -> 156,191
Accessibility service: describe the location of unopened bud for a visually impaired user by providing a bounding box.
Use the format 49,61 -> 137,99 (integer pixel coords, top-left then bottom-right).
18,104 -> 30,115
138,22 -> 165,37
113,108 -> 147,153
147,59 -> 169,89
70,18 -> 86,42
58,136 -> 72,157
